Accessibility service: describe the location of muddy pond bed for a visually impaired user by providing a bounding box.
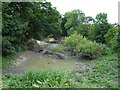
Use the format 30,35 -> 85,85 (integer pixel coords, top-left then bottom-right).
2,51 -> 85,74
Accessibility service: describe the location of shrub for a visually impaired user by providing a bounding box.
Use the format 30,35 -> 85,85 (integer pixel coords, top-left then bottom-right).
2,56 -> 14,69
98,43 -> 111,55
64,33 -> 111,59
26,39 -> 37,50
67,27 -> 75,36
64,32 -> 83,52
104,27 -> 118,52
75,40 -> 101,59
50,45 -> 65,53
2,37 -> 16,56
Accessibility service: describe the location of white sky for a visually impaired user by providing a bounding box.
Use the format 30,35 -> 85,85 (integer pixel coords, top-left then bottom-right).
47,0 -> 119,24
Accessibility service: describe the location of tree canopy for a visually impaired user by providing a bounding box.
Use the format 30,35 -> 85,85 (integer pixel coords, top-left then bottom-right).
2,2 -> 119,56
2,2 -> 61,56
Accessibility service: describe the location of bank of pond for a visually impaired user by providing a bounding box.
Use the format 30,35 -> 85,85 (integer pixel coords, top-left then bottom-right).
2,53 -> 118,88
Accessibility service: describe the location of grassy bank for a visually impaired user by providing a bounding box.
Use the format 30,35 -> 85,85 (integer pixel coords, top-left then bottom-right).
2,54 -> 118,88
73,54 -> 118,88
2,56 -> 14,69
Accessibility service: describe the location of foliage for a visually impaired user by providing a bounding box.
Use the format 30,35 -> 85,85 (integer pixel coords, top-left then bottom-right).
2,2 -> 28,56
2,2 -> 62,56
75,39 -> 101,59
64,9 -> 85,30
61,9 -> 95,37
64,33 -> 82,52
98,43 -> 111,55
118,28 -> 120,54
50,45 -> 65,53
71,16 -> 94,37
2,56 -> 14,69
61,17 -> 67,36
61,9 -> 86,36
104,26 -> 118,52
62,12 -> 113,44
74,54 -> 118,88
27,2 -> 62,39
88,54 -> 118,88
88,13 -> 112,43
2,71 -> 76,88
26,39 -> 37,50
2,54 -> 118,88
95,13 -> 108,24
64,33 -> 111,59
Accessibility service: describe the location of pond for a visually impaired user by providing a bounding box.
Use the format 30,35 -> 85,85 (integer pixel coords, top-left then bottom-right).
23,54 -> 76,72
3,51 -> 83,74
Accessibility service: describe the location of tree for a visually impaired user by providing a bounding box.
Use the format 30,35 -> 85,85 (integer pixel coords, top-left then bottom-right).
2,2 -> 62,56
61,9 -> 96,37
2,2 -> 29,56
61,17 -> 67,36
104,26 -> 119,51
64,9 -> 85,30
88,13 -> 111,43
61,9 -> 85,36
75,16 -> 95,37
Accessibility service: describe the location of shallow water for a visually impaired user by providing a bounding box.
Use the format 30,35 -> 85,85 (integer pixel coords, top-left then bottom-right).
24,55 -> 76,72
3,51 -> 78,74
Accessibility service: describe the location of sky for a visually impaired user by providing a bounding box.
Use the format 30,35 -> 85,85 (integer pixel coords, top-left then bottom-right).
47,0 -> 119,24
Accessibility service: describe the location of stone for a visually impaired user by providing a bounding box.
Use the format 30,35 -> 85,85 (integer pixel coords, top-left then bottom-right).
54,53 -> 64,59
42,50 -> 64,59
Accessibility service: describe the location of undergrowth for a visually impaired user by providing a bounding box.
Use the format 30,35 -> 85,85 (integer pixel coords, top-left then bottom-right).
2,56 -> 14,69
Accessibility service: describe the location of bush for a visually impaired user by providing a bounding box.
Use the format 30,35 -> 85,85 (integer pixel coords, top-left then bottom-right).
64,32 -> 83,52
104,27 -> 118,52
99,43 -> 111,55
64,33 -> 111,59
75,39 -> 101,59
50,45 -> 65,53
2,37 -> 16,56
2,56 -> 14,69
26,39 -> 37,50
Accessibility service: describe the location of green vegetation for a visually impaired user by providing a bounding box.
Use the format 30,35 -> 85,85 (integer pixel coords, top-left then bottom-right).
0,56 -> 2,69
3,71 -> 75,88
2,54 -> 118,88
50,45 -> 65,53
104,26 -> 118,51
89,13 -> 111,43
2,56 -> 14,69
2,2 -> 61,56
2,2 -> 119,57
77,54 -> 118,88
64,33 -> 111,59
2,1 -> 119,89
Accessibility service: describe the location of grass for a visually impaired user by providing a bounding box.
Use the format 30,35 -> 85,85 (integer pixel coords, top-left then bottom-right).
0,56 -> 2,69
73,54 -> 118,88
2,71 -> 76,88
2,56 -> 14,69
0,78 -> 2,88
2,54 -> 119,88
